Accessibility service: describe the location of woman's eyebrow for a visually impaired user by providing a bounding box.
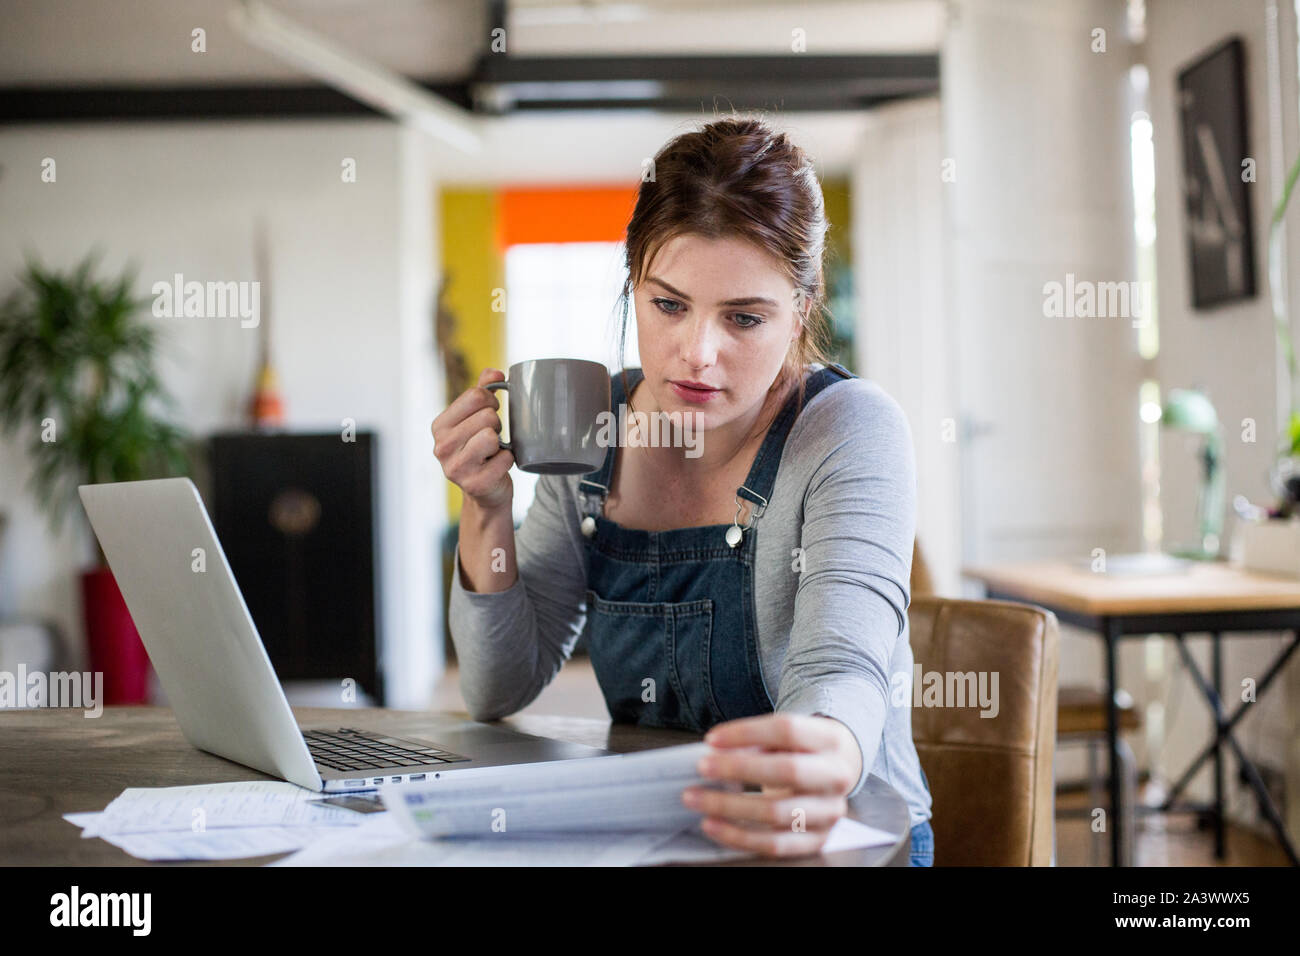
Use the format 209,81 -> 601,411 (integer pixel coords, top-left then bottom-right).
647,276 -> 779,308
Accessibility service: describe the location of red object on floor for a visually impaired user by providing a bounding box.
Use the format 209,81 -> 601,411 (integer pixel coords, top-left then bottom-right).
81,565 -> 152,704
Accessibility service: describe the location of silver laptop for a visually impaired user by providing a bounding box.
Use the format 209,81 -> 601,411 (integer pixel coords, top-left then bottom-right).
79,477 -> 607,792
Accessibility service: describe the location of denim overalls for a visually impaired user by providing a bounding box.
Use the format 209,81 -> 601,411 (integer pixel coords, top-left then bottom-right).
576,363 -> 855,732
578,363 -> 934,864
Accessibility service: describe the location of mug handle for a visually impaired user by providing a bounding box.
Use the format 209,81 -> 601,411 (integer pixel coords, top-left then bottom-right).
484,381 -> 511,451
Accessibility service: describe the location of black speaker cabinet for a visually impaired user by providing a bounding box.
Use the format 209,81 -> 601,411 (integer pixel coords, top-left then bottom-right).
209,431 -> 383,704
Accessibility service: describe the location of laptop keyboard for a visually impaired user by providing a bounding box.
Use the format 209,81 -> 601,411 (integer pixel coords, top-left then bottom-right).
304,727 -> 470,772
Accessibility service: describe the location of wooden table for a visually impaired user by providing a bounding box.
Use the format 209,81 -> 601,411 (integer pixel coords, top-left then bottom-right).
0,706 -> 912,867
965,558 -> 1300,868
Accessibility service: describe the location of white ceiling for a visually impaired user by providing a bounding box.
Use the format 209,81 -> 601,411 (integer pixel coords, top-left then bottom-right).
0,0 -> 945,181
424,107 -> 890,182
0,0 -> 945,85
1,0 -> 484,85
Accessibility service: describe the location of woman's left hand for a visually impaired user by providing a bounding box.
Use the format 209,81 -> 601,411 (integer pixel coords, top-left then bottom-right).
682,712 -> 862,858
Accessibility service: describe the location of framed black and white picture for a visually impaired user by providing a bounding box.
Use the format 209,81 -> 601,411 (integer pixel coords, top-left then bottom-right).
1178,37 -> 1256,309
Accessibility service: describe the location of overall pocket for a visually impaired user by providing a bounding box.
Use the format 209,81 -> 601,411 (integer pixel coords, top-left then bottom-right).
583,589 -> 720,732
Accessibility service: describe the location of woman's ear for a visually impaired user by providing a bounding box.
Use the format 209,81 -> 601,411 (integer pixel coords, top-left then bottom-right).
790,289 -> 806,339
790,308 -> 806,346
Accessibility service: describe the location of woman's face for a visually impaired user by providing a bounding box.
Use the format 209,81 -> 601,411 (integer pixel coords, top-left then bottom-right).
632,233 -> 802,435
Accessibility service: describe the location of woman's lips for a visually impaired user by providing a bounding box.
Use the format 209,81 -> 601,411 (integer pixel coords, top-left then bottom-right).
670,381 -> 721,403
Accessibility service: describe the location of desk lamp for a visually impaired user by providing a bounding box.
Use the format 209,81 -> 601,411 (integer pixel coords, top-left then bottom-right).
1159,388 -> 1224,559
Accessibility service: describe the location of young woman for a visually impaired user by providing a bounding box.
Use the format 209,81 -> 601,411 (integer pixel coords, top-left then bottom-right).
432,115 -> 934,865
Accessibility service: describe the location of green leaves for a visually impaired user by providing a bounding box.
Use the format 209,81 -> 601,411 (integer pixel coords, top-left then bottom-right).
1288,409 -> 1300,458
0,250 -> 191,535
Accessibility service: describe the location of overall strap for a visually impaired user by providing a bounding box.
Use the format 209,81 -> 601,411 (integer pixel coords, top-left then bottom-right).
734,362 -> 856,517
578,367 -> 642,514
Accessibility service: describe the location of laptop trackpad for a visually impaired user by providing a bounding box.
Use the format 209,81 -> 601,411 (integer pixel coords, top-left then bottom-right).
398,722 -> 610,760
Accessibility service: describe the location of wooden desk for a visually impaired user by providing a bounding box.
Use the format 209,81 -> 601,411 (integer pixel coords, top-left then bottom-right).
965,558 -> 1300,868
0,706 -> 912,867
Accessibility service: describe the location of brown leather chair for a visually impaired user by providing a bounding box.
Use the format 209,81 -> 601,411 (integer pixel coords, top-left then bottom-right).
908,593 -> 1060,866
911,538 -> 936,597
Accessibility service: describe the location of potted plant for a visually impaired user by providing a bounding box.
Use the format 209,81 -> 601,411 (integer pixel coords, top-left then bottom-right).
0,251 -> 191,703
1269,153 -> 1300,513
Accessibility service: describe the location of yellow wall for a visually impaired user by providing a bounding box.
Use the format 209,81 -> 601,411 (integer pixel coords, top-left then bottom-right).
440,189 -> 507,521
822,177 -> 852,264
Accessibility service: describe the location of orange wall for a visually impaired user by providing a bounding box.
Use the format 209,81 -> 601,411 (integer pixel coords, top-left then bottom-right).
498,186 -> 638,247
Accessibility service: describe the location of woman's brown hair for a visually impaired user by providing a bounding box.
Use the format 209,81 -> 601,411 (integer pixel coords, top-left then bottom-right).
616,113 -> 836,435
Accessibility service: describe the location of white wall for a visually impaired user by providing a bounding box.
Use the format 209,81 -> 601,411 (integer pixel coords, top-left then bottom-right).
0,118 -> 444,709
1146,0 -> 1300,839
852,96 -> 964,597
942,0 -> 1146,571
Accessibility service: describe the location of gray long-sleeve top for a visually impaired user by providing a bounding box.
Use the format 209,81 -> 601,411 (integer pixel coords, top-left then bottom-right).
448,368 -> 934,826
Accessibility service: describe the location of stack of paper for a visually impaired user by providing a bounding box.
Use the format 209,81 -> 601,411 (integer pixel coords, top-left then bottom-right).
65,744 -> 902,865
63,780 -> 363,861
271,812 -> 681,866
381,742 -> 736,838
271,810 -> 899,867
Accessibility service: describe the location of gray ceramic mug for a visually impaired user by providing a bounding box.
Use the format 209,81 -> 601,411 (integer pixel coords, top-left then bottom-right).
485,358 -> 612,474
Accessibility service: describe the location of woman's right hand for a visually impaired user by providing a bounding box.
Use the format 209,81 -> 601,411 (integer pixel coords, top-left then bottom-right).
432,367 -> 515,513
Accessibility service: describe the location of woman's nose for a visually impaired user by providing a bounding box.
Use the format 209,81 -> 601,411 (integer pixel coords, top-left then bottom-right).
678,315 -> 719,369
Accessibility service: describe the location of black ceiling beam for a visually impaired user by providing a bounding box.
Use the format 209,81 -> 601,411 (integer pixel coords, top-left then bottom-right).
468,53 -> 938,113
484,93 -> 926,113
475,52 -> 938,85
0,81 -> 473,123
0,53 -> 937,123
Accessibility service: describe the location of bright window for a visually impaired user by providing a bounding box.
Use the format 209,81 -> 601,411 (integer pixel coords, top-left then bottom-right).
504,241 -> 640,523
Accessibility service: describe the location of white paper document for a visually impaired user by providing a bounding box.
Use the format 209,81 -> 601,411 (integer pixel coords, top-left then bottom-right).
271,812 -> 674,867
101,826 -> 346,861
77,780 -> 359,838
381,741 -> 737,838
271,812 -> 900,867
635,817 -> 900,865
62,743 -> 902,865
63,812 -> 349,861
